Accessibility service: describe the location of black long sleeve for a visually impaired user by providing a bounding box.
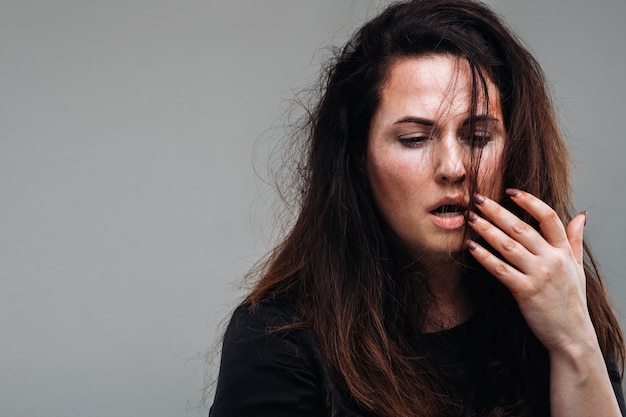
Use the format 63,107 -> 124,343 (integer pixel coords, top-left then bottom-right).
209,299 -> 626,416
209,302 -> 327,417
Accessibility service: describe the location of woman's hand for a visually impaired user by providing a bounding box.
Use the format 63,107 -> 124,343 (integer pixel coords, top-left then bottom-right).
466,188 -> 595,353
466,189 -> 622,417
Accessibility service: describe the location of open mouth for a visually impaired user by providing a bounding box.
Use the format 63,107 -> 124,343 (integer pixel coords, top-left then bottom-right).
431,203 -> 466,217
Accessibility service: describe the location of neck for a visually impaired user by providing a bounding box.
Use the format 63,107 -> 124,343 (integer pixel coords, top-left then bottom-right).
420,257 -> 473,333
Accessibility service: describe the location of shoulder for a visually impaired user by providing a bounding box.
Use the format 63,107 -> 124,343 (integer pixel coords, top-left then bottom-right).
222,297 -> 319,358
225,296 -> 304,338
210,297 -> 326,416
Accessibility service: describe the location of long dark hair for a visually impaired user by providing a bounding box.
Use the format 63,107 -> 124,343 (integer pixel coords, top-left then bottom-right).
247,1 -> 624,416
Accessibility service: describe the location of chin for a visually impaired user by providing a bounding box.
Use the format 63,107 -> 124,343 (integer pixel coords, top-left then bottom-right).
407,238 -> 467,262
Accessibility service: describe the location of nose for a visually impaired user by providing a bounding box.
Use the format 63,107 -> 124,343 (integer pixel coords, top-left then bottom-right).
434,137 -> 467,185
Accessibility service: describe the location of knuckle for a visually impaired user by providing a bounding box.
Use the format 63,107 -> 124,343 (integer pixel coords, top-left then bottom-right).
475,218 -> 490,232
520,280 -> 539,298
569,235 -> 583,247
535,260 -> 563,285
541,252 -> 565,270
501,237 -> 517,252
544,210 -> 561,224
490,203 -> 503,217
536,266 -> 552,281
552,256 -> 566,271
512,220 -> 530,235
494,262 -> 509,277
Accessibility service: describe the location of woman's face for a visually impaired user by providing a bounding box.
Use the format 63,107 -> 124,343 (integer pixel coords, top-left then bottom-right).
366,54 -> 505,259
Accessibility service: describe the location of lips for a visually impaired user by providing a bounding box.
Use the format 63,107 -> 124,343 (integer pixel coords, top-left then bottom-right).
431,203 -> 466,217
429,198 -> 468,229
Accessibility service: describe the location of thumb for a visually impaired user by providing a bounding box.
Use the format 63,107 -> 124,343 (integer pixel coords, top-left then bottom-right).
566,211 -> 586,264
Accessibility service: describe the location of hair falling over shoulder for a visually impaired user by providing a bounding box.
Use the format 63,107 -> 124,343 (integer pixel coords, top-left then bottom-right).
246,1 -> 624,416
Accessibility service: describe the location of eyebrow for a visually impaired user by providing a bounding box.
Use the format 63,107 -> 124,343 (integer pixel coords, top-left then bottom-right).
393,115 -> 500,127
462,115 -> 500,126
393,117 -> 434,126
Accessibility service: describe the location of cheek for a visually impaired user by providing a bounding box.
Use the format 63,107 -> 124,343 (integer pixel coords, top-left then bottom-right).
367,155 -> 429,209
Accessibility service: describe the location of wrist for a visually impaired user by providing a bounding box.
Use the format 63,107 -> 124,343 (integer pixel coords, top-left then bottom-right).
549,336 -> 603,385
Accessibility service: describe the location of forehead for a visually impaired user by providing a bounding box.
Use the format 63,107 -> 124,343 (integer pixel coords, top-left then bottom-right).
378,54 -> 501,119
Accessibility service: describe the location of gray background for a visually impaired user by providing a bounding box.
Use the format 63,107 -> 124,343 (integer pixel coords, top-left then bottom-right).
1,1 -> 624,416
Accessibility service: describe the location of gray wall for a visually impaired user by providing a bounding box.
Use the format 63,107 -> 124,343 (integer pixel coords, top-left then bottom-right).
1,1 -> 624,416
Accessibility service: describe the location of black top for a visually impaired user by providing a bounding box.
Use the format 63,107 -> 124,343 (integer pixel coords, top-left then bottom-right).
209,298 -> 625,416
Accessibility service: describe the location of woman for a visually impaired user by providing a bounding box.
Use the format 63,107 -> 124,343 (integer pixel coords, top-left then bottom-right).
209,0 -> 625,416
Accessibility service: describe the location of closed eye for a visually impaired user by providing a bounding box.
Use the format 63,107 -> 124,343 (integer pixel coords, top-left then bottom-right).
469,133 -> 493,147
398,136 -> 429,148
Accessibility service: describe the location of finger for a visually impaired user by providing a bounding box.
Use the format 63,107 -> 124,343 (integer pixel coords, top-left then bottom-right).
467,210 -> 536,272
504,189 -> 569,248
466,239 -> 527,296
565,211 -> 586,265
472,193 -> 546,255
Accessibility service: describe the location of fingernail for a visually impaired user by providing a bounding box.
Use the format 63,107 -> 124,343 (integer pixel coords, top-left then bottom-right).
505,188 -> 520,197
474,194 -> 486,204
466,210 -> 478,222
466,239 -> 478,250
580,210 -> 588,226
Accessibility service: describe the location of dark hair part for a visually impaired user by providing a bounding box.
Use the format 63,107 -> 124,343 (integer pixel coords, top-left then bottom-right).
248,1 -> 624,416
